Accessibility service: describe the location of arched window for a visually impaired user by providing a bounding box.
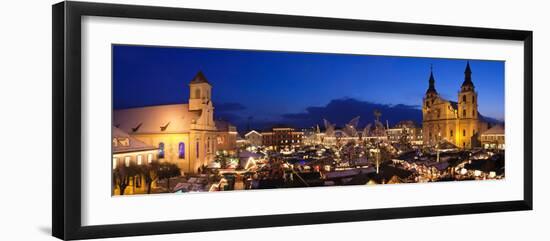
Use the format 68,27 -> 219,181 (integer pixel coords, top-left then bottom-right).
462,109 -> 466,117
178,142 -> 185,159
472,96 -> 475,102
463,129 -> 466,137
158,142 -> 165,159
462,95 -> 466,102
207,137 -> 211,153
195,88 -> 201,99
196,139 -> 200,159
450,130 -> 453,137
472,110 -> 475,117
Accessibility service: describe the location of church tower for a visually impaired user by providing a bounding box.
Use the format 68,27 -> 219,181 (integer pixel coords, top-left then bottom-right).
422,66 -> 439,146
189,71 -> 212,111
188,71 -> 215,129
457,61 -> 479,148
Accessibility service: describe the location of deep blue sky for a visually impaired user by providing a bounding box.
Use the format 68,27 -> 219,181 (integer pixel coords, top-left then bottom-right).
113,45 -> 504,131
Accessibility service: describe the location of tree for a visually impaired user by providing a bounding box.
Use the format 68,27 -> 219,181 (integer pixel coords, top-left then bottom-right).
113,163 -> 139,195
140,160 -> 160,194
157,162 -> 181,192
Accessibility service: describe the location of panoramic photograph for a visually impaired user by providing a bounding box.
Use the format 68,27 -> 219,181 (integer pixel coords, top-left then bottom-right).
111,45 -> 505,196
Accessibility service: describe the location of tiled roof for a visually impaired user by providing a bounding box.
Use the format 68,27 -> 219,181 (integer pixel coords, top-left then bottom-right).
482,125 -> 504,135
112,126 -> 157,153
114,104 -> 200,134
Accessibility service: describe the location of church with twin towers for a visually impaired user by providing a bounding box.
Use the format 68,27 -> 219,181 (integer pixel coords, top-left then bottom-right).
422,62 -> 490,149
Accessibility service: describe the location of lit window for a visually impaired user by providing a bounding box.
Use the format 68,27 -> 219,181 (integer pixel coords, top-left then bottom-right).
179,142 -> 185,159
137,155 -> 142,165
112,157 -> 117,170
158,142 -> 165,159
147,153 -> 153,163
124,156 -> 131,167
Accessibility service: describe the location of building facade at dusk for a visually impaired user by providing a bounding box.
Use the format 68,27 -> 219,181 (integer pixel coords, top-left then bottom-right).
112,126 -> 158,195
422,62 -> 489,148
480,125 -> 505,150
113,72 -> 224,174
215,120 -> 238,154
244,130 -> 263,147
261,127 -> 304,150
386,120 -> 423,145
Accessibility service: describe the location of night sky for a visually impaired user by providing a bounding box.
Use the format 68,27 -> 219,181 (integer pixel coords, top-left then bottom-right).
113,45 -> 504,132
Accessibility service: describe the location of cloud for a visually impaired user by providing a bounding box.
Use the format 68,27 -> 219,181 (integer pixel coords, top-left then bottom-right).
281,98 -> 422,128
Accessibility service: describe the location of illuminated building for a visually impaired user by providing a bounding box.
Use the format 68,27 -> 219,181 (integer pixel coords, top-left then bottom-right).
215,120 -> 238,153
422,62 -> 489,148
244,130 -> 263,147
114,71 -> 232,174
112,126 -> 158,195
480,125 -> 505,150
386,120 -> 423,145
261,127 -> 303,150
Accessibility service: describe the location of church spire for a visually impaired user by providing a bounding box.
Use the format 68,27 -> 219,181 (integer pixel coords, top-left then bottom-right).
190,70 -> 211,85
426,64 -> 437,95
461,61 -> 474,90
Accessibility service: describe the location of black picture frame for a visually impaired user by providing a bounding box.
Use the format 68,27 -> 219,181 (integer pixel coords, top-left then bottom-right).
52,1 -> 533,240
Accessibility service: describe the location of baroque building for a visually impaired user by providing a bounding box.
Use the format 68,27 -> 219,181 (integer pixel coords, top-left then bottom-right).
114,71 -> 228,174
422,62 -> 487,148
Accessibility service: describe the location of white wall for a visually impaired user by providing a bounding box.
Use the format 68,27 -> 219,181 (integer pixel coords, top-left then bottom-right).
0,0 -> 547,240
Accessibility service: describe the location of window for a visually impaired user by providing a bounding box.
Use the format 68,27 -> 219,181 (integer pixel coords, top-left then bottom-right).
450,130 -> 453,137
463,129 -> 466,137
472,96 -> 475,102
195,88 -> 201,99
196,140 -> 200,159
137,155 -> 142,165
462,109 -> 466,117
124,156 -> 131,167
112,157 -> 117,170
462,95 -> 466,102
207,137 -> 211,153
472,110 -> 475,117
178,142 -> 185,159
158,142 -> 165,158
147,153 -> 153,163
425,101 -> 429,106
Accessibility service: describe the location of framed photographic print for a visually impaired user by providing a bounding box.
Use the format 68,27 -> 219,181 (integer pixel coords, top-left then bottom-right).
52,1 -> 533,240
